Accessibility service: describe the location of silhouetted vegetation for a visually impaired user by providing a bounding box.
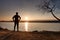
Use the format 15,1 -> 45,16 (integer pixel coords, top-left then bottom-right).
37,0 -> 60,21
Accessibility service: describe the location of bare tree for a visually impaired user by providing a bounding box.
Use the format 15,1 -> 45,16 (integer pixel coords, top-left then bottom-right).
37,0 -> 60,21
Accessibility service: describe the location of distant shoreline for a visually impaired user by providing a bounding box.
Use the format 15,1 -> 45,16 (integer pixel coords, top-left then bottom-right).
0,20 -> 60,23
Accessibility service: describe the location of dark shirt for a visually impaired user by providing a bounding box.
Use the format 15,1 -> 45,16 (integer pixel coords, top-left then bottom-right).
13,15 -> 21,22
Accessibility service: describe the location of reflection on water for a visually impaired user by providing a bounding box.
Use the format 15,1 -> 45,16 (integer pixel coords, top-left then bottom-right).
25,22 -> 28,31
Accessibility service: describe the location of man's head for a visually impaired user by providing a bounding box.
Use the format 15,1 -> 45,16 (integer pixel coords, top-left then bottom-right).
16,12 -> 18,15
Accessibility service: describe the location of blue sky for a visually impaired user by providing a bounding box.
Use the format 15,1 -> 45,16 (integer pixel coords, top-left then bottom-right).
0,0 -> 60,20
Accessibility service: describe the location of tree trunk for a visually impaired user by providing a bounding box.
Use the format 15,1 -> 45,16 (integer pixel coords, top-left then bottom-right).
51,11 -> 60,21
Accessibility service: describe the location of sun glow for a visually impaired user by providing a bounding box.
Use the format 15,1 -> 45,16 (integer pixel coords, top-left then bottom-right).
25,17 -> 28,31
25,17 -> 28,21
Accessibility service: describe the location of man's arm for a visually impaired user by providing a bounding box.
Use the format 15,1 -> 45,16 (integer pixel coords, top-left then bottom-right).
12,16 -> 15,21
19,16 -> 21,20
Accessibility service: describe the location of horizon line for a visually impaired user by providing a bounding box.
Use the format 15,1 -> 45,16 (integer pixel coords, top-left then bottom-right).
0,20 -> 60,23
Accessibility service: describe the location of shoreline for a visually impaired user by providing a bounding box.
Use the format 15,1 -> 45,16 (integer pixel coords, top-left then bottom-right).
0,20 -> 60,23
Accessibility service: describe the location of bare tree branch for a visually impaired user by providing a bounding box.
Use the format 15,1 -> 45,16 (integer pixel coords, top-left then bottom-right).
37,0 -> 60,21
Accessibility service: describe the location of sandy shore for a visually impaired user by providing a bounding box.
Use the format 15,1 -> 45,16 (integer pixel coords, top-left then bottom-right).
0,29 -> 60,40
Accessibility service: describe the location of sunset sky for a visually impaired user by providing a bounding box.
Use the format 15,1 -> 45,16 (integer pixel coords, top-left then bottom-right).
0,0 -> 60,21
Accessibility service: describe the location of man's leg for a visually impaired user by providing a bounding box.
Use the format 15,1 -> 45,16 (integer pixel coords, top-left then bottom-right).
14,22 -> 16,31
17,22 -> 19,31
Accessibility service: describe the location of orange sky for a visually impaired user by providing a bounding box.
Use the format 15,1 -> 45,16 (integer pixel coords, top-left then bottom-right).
0,0 -> 60,21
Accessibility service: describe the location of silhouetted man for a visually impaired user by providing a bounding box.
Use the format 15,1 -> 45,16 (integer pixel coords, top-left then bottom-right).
12,12 -> 21,31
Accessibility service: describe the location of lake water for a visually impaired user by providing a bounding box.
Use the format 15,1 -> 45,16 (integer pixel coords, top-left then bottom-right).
0,22 -> 60,31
